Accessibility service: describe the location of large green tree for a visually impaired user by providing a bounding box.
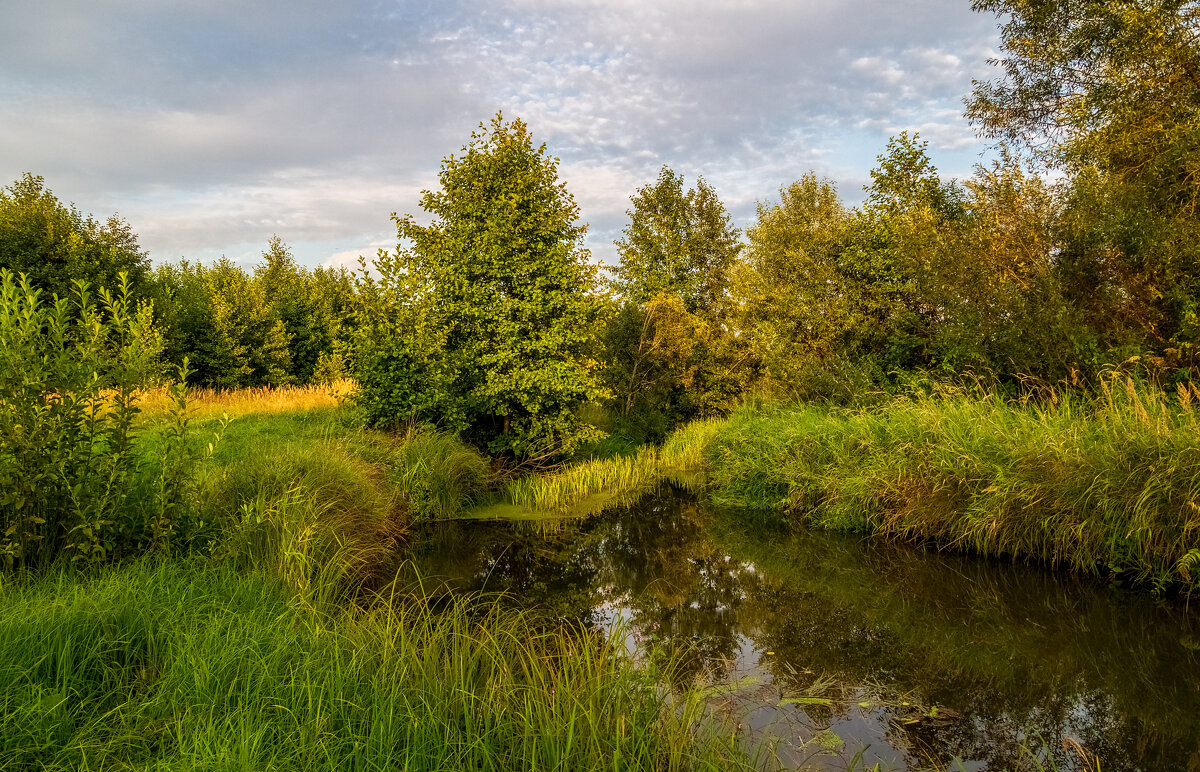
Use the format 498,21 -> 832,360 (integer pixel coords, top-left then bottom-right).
736,173 -> 854,391
358,113 -> 607,457
610,167 -> 741,318
604,168 -> 748,435
0,174 -> 149,300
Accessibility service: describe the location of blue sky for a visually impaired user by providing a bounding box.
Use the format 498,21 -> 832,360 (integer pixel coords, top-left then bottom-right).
1,0 -> 1002,269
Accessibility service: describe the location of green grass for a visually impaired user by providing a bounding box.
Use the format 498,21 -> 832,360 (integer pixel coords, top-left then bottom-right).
687,380 -> 1200,590
496,447 -> 663,518
0,559 -> 754,771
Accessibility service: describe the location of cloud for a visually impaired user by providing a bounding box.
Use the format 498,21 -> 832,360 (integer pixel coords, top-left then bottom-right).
0,0 -> 1001,267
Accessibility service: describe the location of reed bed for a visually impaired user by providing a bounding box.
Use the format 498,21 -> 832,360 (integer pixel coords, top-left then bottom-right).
694,378 -> 1200,589
0,559 -> 753,771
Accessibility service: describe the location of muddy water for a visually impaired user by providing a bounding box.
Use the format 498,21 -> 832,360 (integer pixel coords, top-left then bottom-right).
409,485 -> 1200,771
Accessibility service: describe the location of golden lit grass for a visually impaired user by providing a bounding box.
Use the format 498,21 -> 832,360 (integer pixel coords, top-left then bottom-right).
497,447 -> 662,517
139,379 -> 354,420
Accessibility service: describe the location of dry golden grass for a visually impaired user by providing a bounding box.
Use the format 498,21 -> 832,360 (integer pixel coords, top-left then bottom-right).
139,379 -> 354,420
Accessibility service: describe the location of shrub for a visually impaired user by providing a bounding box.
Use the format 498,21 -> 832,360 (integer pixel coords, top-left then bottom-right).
0,270 -> 181,569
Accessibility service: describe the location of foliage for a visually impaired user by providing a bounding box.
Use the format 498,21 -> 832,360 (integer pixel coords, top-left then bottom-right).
611,166 -> 742,318
0,270 -> 174,569
0,174 -> 150,301
969,0 -> 1200,369
359,113 -> 608,458
687,379 -> 1200,591
736,173 -> 854,391
388,426 -> 491,521
149,240 -> 355,389
928,151 -> 1085,377
602,294 -> 754,441
604,169 -> 749,438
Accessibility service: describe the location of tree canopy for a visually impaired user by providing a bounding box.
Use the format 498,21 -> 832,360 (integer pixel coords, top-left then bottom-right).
356,113 -> 608,457
0,173 -> 149,300
611,167 -> 741,318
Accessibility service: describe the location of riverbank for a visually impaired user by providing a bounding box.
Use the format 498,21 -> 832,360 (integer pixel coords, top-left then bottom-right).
0,558 -> 752,771
158,377 -> 1200,592
676,381 -> 1200,592
0,390 -> 755,771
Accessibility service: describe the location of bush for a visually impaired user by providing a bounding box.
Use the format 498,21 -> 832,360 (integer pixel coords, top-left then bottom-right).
0,269 -> 192,569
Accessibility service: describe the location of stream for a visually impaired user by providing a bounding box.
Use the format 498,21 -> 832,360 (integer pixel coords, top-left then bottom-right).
409,484 -> 1200,771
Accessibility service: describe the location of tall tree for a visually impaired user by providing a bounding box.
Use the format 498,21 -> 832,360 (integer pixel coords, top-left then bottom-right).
737,173 -> 853,388
611,167 -> 741,318
359,113 -> 607,457
968,0 -> 1200,367
0,174 -> 149,300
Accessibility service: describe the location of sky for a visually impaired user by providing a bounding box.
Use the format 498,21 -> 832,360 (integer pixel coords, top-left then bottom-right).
0,0 -> 1003,271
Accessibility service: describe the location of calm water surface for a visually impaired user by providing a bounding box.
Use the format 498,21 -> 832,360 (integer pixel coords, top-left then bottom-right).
409,485 -> 1200,771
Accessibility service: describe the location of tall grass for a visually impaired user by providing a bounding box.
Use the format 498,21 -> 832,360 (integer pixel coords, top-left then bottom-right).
499,446 -> 662,516
0,559 -> 754,771
388,425 -> 491,520
138,378 -> 353,421
691,378 -> 1200,590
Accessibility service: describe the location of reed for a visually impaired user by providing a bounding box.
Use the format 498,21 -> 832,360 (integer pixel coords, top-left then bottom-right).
687,379 -> 1200,590
499,446 -> 662,516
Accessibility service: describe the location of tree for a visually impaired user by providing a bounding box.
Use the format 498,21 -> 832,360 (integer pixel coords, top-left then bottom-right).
611,167 -> 741,318
926,152 -> 1085,378
257,236 -> 327,384
849,132 -> 965,371
0,173 -> 149,300
359,113 -> 608,457
601,292 -> 751,440
968,0 -> 1200,368
737,173 -> 855,388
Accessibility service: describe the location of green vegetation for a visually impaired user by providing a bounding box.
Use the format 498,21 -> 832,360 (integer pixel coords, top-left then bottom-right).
4,2 -> 1200,766
148,239 -> 355,389
356,113 -> 608,458
0,270 -> 171,570
0,559 -> 752,771
0,174 -> 149,301
684,383 -> 1200,590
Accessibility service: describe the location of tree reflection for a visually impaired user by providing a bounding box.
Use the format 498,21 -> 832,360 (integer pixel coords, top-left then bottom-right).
408,485 -> 1200,770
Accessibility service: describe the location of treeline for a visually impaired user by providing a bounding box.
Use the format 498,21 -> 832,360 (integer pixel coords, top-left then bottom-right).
0,175 -> 355,389
147,239 -> 355,388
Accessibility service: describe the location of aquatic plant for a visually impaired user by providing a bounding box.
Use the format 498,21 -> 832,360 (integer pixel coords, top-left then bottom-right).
500,446 -> 661,515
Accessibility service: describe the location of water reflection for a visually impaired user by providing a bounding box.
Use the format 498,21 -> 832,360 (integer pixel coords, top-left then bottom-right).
409,485 -> 1200,771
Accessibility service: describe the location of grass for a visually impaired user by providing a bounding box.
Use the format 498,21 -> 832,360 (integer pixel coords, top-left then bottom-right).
495,447 -> 663,518
0,559 -> 755,771
138,378 -> 354,421
0,380 -> 764,771
688,378 -> 1200,590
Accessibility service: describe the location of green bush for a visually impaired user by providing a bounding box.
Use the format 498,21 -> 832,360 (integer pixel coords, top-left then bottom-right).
0,269 -> 193,569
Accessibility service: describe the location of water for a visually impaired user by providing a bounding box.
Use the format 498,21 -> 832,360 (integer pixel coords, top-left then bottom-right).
409,484 -> 1200,771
